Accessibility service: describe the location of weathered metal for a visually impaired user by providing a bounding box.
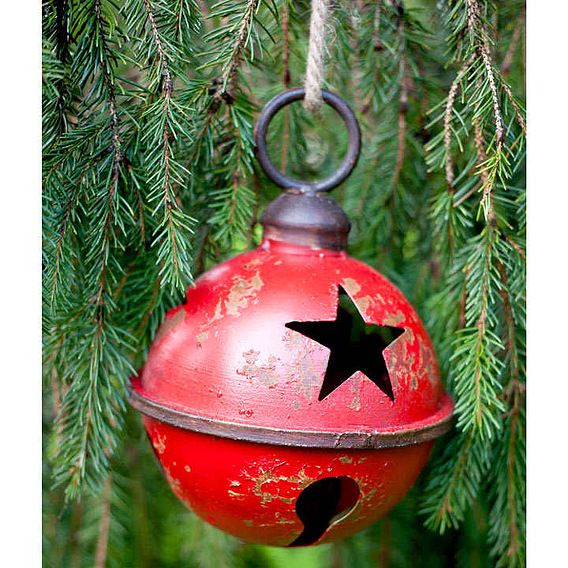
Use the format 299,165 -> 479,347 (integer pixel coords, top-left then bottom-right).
130,89 -> 454,547
254,87 -> 361,193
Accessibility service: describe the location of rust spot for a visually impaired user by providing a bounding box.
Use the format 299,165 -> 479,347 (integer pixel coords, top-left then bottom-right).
356,295 -> 373,316
243,519 -> 254,527
342,278 -> 361,295
237,349 -> 280,387
348,375 -> 362,411
152,433 -> 167,455
228,490 -> 246,500
242,257 -> 263,270
184,465 -> 191,473
164,466 -> 182,495
154,309 -> 185,343
283,329 -> 323,399
244,464 -> 315,507
276,517 -> 296,525
287,468 -> 316,490
383,309 -> 406,326
245,463 -> 288,506
226,273 -> 263,316
339,456 -> 353,464
195,330 -> 209,347
419,340 -> 438,386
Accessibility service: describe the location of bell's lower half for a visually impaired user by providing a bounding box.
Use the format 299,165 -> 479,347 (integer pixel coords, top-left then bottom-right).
144,417 -> 434,547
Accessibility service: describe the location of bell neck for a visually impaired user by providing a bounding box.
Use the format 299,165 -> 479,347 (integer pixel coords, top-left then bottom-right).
260,191 -> 351,251
259,238 -> 347,257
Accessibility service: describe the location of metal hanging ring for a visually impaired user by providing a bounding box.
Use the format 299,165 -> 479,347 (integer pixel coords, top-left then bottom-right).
254,87 -> 361,193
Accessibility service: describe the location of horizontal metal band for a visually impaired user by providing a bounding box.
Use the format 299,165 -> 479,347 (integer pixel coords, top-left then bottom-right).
129,388 -> 454,450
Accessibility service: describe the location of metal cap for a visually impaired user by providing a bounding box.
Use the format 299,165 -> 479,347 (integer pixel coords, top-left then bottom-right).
254,88 -> 360,250
261,191 -> 351,250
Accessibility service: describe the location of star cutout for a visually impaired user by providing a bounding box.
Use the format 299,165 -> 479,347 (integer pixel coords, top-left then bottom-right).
285,286 -> 406,402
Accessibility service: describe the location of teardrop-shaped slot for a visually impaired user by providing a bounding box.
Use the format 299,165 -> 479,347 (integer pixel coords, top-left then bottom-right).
289,476 -> 360,547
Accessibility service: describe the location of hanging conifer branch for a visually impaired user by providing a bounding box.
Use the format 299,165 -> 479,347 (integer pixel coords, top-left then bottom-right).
42,1 -> 526,564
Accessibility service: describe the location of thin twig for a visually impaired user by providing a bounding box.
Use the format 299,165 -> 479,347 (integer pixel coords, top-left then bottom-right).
496,259 -> 524,558
444,56 -> 475,192
222,0 -> 259,96
501,80 -> 526,136
502,13 -> 524,78
142,0 -> 174,92
391,16 -> 408,188
467,0 -> 503,148
94,475 -> 113,568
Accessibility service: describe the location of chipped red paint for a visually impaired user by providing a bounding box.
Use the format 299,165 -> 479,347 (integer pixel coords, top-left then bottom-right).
132,238 -> 454,546
143,419 -> 434,546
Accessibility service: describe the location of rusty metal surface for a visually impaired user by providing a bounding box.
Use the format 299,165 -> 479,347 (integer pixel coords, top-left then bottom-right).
254,88 -> 361,193
131,95 -> 455,544
261,191 -> 351,250
130,385 -> 454,449
142,418 -> 436,546
136,240 -> 451,433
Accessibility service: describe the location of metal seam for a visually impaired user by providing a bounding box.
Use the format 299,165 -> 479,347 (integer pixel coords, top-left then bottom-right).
129,388 -> 454,449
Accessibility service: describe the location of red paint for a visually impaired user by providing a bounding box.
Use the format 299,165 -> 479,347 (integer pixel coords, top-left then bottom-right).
132,239 -> 454,545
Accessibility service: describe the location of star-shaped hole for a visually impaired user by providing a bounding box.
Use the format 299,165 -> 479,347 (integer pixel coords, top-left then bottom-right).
285,286 -> 406,402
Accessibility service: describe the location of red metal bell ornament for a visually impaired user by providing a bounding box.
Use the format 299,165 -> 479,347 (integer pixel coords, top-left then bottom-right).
130,88 -> 454,547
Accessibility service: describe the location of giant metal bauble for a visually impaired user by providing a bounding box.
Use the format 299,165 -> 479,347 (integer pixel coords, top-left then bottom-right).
130,88 -> 454,547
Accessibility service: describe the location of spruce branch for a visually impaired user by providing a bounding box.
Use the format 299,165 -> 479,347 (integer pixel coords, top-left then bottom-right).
222,0 -> 260,92
46,0 -> 137,500
94,475 -> 113,568
443,56 -> 475,192
421,431 -> 492,532
42,0 -> 526,562
128,0 -> 199,291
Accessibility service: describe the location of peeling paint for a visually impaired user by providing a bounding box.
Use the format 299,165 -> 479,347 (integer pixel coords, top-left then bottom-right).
342,277 -> 361,295
348,375 -> 362,411
195,330 -> 209,347
243,463 -> 315,507
226,273 -> 263,316
383,309 -> 406,326
152,433 -> 167,455
419,340 -> 438,386
164,466 -> 182,495
283,329 -> 323,399
236,349 -> 280,387
356,295 -> 373,316
228,490 -> 246,500
242,257 -> 263,270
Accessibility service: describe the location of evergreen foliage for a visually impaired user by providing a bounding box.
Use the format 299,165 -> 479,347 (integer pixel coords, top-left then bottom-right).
43,0 -> 525,565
